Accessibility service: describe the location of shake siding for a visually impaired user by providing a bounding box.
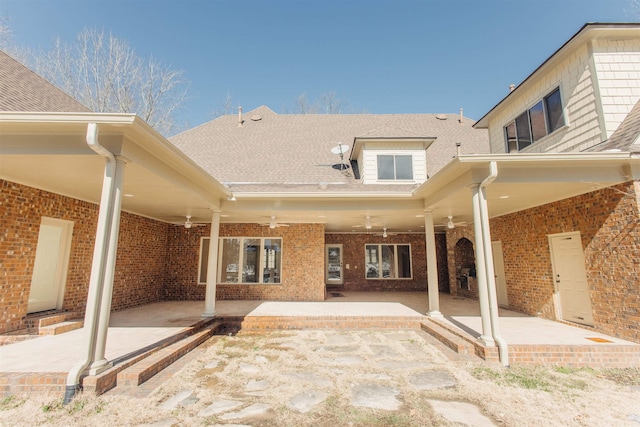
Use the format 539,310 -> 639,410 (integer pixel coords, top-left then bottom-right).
593,38 -> 640,139
488,44 -> 603,154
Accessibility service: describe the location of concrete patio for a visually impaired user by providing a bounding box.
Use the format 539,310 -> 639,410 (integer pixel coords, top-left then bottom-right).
1,292 -> 639,397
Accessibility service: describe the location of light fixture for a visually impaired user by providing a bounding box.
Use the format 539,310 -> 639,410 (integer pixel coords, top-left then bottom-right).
227,195 -> 237,201
185,215 -> 193,229
382,228 -> 388,238
365,216 -> 372,230
447,215 -> 455,229
269,215 -> 276,229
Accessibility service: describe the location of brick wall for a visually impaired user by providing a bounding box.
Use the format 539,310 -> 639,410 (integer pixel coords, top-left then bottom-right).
324,233 -> 440,292
446,182 -> 640,343
165,223 -> 326,302
0,180 -> 168,334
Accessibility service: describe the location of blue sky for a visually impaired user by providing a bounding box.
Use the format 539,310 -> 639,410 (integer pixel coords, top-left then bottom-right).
2,0 -> 638,129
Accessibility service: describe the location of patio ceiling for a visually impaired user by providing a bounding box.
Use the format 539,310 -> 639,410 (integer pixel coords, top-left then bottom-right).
0,113 -> 230,224
2,113 -> 637,233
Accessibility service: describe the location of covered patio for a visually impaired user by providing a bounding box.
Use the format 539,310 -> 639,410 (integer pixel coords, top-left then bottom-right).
1,292 -> 638,397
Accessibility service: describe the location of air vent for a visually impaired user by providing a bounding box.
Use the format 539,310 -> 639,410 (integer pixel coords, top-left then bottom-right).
251,114 -> 262,121
435,114 -> 447,120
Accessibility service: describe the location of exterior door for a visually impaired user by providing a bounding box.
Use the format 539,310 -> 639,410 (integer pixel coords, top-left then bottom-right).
549,232 -> 594,326
325,244 -> 343,285
27,217 -> 73,313
491,241 -> 508,307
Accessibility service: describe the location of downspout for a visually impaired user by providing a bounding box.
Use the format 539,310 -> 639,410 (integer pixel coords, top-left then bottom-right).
64,123 -> 116,404
479,161 -> 509,366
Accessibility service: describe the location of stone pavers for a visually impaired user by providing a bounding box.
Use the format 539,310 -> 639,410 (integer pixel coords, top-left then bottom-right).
149,329 -> 498,426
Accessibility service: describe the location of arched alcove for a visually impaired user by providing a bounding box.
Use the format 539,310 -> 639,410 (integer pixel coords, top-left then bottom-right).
454,238 -> 476,289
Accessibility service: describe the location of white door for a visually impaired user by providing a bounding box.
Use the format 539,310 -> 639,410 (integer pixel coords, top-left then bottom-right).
325,244 -> 343,285
549,232 -> 594,326
491,241 -> 508,307
27,217 -> 73,313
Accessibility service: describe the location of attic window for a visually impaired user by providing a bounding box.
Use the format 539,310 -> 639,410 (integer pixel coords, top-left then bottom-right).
377,155 -> 413,180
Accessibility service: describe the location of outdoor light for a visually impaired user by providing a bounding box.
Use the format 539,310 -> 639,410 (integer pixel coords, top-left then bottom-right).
365,216 -> 372,230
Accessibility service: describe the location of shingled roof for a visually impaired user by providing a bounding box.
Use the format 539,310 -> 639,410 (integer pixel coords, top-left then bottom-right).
0,50 -> 90,113
588,100 -> 640,153
170,106 -> 489,193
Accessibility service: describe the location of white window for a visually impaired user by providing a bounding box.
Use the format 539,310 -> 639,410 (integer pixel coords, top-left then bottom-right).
365,244 -> 412,279
201,237 -> 282,284
377,155 -> 413,180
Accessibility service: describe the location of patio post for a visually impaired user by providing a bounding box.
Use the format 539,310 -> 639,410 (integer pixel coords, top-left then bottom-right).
424,210 -> 442,317
203,210 -> 221,317
471,184 -> 495,346
89,155 -> 127,374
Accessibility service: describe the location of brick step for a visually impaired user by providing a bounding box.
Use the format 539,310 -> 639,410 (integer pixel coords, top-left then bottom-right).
422,318 -> 500,362
509,344 -> 640,368
82,319 -> 223,395
115,328 -> 216,387
0,372 -> 68,396
38,320 -> 83,336
237,315 -> 425,331
420,319 -> 475,355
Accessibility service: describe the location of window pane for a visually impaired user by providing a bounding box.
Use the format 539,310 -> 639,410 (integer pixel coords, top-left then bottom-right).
545,88 -> 565,133
365,244 -> 379,278
242,239 -> 260,283
529,101 -> 547,141
382,245 -> 395,278
221,238 -> 240,283
505,122 -> 517,153
515,111 -> 532,150
395,155 -> 413,180
377,155 -> 395,180
397,245 -> 411,278
199,238 -> 210,284
262,239 -> 281,283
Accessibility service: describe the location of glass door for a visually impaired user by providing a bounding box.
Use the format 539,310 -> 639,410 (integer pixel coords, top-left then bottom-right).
325,244 -> 343,285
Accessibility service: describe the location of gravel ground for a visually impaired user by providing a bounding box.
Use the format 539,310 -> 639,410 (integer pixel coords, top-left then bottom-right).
1,329 -> 639,426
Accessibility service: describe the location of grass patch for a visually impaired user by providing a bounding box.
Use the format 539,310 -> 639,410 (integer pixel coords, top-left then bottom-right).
0,395 -> 24,411
470,366 -> 552,391
600,367 -> 640,386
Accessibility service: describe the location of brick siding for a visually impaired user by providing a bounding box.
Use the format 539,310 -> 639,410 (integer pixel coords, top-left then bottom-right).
165,223 -> 326,302
324,233 -> 448,292
446,182 -> 640,343
0,180 -> 168,334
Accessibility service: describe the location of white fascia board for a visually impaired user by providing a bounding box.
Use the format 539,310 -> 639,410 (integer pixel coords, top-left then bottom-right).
0,111 -> 137,124
231,191 -> 416,199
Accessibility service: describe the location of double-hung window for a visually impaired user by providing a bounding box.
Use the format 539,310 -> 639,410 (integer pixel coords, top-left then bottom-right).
365,244 -> 412,279
504,87 -> 566,152
198,237 -> 282,284
377,155 -> 413,180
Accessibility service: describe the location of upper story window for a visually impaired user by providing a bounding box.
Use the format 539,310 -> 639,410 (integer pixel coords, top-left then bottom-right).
504,87 -> 566,152
377,155 -> 413,180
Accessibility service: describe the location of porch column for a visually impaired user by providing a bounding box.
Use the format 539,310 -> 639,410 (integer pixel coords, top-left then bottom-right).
471,184 -> 495,346
203,210 -> 221,317
88,155 -> 127,374
424,210 -> 442,317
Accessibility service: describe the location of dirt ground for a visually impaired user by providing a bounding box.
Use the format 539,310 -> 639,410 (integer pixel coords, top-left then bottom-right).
1,329 -> 639,426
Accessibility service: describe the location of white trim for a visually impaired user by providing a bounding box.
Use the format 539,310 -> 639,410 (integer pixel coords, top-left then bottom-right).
364,243 -> 413,280
216,237 -> 283,285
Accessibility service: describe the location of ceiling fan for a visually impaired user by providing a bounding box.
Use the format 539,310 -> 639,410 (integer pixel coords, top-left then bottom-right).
373,227 -> 398,238
442,215 -> 467,229
259,216 -> 290,229
178,215 -> 208,229
352,216 -> 383,230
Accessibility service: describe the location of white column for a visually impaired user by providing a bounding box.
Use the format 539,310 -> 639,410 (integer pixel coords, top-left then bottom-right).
471,184 -> 495,346
424,210 -> 442,317
88,156 -> 126,374
203,210 -> 221,317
